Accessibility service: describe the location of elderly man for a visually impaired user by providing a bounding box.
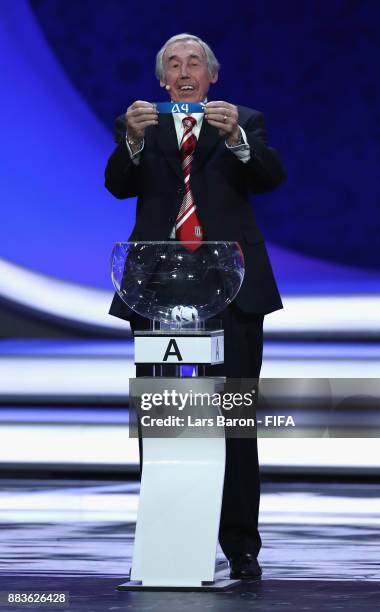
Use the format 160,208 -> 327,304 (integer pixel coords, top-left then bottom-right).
105,33 -> 286,580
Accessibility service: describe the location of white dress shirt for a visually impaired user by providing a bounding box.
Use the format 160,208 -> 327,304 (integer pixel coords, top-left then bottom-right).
125,112 -> 251,237
126,113 -> 251,164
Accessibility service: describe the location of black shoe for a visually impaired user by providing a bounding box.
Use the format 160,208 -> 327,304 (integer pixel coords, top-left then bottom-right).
229,553 -> 262,580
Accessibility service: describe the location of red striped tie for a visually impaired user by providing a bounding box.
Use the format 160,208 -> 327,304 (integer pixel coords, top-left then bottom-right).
175,116 -> 204,251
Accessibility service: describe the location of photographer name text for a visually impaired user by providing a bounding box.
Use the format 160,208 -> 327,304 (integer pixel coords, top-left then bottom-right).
140,415 -> 295,428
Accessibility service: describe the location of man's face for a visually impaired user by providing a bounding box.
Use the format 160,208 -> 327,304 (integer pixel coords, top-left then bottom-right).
160,40 -> 218,102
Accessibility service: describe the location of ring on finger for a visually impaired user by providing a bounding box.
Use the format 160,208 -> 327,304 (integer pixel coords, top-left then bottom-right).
223,114 -> 228,123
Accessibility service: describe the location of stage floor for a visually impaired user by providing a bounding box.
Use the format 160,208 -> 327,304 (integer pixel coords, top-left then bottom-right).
0,478 -> 379,610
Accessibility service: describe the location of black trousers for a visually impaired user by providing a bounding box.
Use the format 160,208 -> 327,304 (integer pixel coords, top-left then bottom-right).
130,302 -> 264,560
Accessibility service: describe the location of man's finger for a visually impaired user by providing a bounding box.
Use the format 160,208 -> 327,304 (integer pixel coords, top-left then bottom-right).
130,114 -> 158,125
205,113 -> 234,124
128,107 -> 157,118
132,119 -> 159,129
206,102 -> 235,112
206,100 -> 232,106
205,117 -> 229,132
130,100 -> 155,109
205,105 -> 232,114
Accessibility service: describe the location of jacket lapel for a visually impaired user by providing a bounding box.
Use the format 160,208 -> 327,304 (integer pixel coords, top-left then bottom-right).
156,113 -> 183,180
191,118 -> 221,175
156,113 -> 222,179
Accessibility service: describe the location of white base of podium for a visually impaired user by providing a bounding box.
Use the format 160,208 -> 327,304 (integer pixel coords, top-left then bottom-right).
128,377 -> 227,588
117,562 -> 242,591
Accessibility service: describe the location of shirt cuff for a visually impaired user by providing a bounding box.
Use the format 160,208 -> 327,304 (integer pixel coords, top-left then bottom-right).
125,135 -> 144,164
225,126 -> 251,163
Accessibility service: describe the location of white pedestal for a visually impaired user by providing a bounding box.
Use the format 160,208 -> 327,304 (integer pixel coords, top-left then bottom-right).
117,377 -> 240,590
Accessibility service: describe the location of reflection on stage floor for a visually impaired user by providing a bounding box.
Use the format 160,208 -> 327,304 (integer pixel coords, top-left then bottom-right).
0,478 -> 379,610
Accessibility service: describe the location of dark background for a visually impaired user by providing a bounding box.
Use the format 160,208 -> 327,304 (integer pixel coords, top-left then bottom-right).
30,0 -> 380,271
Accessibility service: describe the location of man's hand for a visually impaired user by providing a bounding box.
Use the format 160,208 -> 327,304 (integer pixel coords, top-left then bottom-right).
204,101 -> 241,145
125,101 -> 158,143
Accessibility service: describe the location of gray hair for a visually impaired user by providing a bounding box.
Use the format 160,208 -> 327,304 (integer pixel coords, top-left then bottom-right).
155,33 -> 220,80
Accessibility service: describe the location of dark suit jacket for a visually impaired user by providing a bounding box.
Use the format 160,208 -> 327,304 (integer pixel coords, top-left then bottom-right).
105,105 -> 286,319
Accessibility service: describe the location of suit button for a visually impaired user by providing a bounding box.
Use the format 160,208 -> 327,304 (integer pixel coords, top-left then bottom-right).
177,187 -> 184,196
